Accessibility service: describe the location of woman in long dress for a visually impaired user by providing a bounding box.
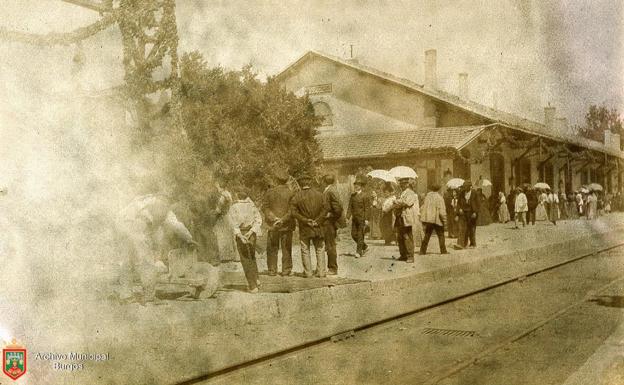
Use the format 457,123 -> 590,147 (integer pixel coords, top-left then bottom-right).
380,185 -> 396,245
535,190 -> 548,221
476,189 -> 492,226
558,192 -> 568,220
498,191 -> 511,223
369,189 -> 382,239
444,189 -> 459,238
587,191 -> 598,220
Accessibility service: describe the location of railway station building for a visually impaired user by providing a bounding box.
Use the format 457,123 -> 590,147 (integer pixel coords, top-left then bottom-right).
275,50 -> 624,196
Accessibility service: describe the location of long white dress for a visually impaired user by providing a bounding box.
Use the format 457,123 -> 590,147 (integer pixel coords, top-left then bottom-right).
535,193 -> 548,221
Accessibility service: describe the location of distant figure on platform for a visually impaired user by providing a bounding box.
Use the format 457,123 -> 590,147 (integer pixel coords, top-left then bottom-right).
291,174 -> 328,278
228,189 -> 263,293
476,188 -> 492,226
514,187 -> 528,228
419,184 -> 448,255
380,183 -> 397,245
393,177 -> 420,262
535,190 -> 548,221
262,171 -> 295,276
507,189 -> 516,222
456,181 -> 480,248
498,191 -> 511,223
586,190 -> 598,220
348,175 -> 372,258
576,191 -> 584,217
546,189 -> 558,225
559,191 -> 568,219
369,186 -> 382,239
444,189 -> 459,238
526,187 -> 538,225
322,174 -> 344,276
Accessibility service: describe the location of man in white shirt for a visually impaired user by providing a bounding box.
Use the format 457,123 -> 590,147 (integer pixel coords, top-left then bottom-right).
228,190 -> 263,293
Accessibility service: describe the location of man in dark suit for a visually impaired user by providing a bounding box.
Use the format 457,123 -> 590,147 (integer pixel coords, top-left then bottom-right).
262,171 -> 295,276
291,173 -> 328,278
348,175 -> 372,258
457,181 -> 480,249
322,174 -> 344,275
526,186 -> 538,225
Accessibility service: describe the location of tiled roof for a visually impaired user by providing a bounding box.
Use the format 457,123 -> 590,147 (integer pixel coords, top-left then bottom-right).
317,126 -> 487,160
277,51 -> 624,159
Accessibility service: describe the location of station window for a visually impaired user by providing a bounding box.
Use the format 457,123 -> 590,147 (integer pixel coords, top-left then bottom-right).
313,102 -> 333,126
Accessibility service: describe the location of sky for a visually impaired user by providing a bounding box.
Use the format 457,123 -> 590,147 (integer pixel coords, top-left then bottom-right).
1,0 -> 622,125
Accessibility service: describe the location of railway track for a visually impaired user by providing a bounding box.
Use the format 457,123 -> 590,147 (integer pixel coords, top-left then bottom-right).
177,241 -> 624,385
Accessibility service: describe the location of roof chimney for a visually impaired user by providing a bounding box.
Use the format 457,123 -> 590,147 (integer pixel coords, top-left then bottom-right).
458,73 -> 468,99
544,105 -> 556,128
424,49 -> 437,89
555,117 -> 568,133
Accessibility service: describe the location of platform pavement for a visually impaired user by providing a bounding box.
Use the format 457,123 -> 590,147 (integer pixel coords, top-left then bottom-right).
232,212 -> 622,283
14,214 -> 624,385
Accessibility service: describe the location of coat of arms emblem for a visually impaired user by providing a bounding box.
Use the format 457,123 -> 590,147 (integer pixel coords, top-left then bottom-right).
3,339 -> 26,380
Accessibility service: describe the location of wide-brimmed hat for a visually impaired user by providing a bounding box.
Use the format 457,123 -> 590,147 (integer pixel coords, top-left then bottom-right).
274,170 -> 290,183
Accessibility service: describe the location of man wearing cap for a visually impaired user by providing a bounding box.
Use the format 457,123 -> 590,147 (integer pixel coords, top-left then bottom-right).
262,172 -> 295,276
322,174 -> 344,275
348,175 -> 372,258
457,181 -> 480,248
392,177 -> 419,262
291,173 -> 328,278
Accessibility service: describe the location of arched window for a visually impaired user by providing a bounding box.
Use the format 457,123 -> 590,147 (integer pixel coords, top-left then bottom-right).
313,102 -> 333,126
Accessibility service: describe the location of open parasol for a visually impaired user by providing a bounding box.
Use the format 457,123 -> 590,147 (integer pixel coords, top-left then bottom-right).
588,183 -> 603,191
389,166 -> 418,179
479,179 -> 493,187
446,178 -> 465,189
534,182 -> 550,190
367,169 -> 397,184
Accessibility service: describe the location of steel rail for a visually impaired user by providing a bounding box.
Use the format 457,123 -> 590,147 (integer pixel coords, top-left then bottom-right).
176,242 -> 624,385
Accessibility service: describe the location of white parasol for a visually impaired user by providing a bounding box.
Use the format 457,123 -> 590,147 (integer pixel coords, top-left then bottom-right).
389,166 -> 418,180
367,169 -> 397,184
534,182 -> 550,190
446,178 -> 465,189
588,183 -> 603,191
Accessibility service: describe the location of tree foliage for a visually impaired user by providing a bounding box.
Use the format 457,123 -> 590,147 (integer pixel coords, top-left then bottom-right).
160,51 -> 322,207
578,104 -> 623,145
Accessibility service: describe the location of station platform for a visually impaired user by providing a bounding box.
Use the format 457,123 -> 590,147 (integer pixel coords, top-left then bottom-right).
11,214 -> 624,385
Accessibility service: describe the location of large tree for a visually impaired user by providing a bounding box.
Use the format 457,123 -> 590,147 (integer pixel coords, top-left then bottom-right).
157,51 -> 322,206
578,104 -> 623,146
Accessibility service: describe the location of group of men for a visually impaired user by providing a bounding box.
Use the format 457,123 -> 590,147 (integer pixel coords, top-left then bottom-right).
234,172 -> 435,292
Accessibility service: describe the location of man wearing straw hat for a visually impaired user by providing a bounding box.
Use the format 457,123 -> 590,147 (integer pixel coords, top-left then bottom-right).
393,177 -> 419,262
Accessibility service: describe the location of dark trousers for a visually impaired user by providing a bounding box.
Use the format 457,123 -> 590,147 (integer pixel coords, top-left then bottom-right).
459,214 -> 477,247
235,234 -> 259,290
323,224 -> 338,272
527,208 -> 536,225
351,219 -> 367,255
397,226 -> 414,260
266,230 -> 293,274
420,223 -> 447,254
